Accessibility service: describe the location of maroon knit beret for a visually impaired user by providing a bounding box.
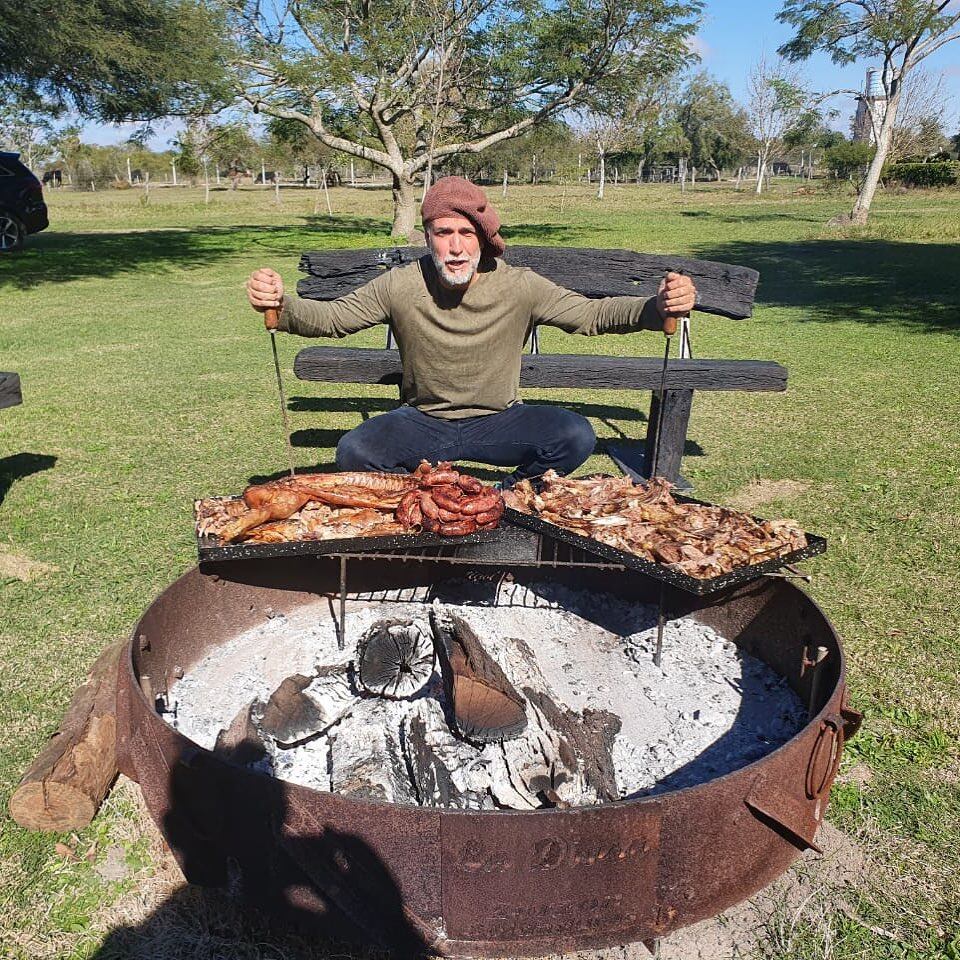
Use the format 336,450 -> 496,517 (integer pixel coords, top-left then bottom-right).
421,176 -> 506,256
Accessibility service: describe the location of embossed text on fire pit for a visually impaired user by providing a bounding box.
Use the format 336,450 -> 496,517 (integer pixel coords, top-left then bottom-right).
441,806 -> 662,940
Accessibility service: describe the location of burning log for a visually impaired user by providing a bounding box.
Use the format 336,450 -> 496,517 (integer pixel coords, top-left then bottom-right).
494,636 -> 621,807
9,640 -> 124,832
429,607 -> 527,744
329,700 -> 416,803
357,619 -> 435,698
213,701 -> 267,767
259,667 -> 354,748
402,699 -> 492,810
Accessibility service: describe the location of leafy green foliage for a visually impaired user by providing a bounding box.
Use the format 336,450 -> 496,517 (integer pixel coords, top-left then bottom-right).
221,0 -> 704,230
886,161 -> 960,186
778,0 -> 960,68
675,71 -> 753,172
825,140 -> 876,180
0,0 -> 230,121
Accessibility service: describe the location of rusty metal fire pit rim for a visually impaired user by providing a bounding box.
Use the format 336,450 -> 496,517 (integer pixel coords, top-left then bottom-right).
124,566 -> 848,818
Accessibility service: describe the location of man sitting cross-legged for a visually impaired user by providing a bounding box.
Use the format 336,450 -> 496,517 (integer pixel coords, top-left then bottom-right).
246,176 -> 696,487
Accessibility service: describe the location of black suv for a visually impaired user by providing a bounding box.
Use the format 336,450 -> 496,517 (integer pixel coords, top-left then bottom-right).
0,152 -> 48,251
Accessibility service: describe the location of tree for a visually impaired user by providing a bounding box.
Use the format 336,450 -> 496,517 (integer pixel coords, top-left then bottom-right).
824,139 -> 876,181
0,0 -> 228,121
778,0 -> 960,224
0,93 -> 59,172
783,113 -> 841,177
676,72 -> 752,179
746,55 -> 812,193
267,116 -> 347,183
576,83 -> 666,199
222,0 -> 703,236
889,68 -> 954,160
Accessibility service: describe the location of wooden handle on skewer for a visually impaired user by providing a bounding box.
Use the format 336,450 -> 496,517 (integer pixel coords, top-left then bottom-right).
662,313 -> 679,336
264,306 -> 280,331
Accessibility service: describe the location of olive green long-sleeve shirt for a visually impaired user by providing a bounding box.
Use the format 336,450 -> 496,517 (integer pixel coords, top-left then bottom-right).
279,255 -> 663,419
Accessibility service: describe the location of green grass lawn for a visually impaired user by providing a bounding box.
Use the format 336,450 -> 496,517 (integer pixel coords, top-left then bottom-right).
1,180 -> 958,959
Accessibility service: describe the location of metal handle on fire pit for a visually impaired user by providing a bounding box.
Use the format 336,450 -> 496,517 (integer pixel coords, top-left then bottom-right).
805,714 -> 843,800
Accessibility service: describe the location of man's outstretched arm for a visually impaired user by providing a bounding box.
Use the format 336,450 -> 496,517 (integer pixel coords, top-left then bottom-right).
530,271 -> 696,336
246,267 -> 391,338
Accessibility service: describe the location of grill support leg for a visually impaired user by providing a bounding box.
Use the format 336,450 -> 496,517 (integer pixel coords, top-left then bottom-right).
337,555 -> 347,651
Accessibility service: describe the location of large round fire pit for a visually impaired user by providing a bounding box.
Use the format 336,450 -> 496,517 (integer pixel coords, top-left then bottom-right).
116,555 -> 860,957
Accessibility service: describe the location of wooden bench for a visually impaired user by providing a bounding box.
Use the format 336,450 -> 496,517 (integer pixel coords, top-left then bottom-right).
1,372 -> 22,411
292,248 -> 782,486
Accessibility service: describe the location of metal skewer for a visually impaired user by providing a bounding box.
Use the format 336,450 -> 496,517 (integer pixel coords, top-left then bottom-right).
263,306 -> 296,477
337,555 -> 348,651
650,272 -> 690,668
654,582 -> 666,669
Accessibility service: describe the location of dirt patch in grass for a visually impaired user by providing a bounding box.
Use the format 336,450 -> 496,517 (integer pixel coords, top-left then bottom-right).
0,549 -> 58,582
723,479 -> 814,513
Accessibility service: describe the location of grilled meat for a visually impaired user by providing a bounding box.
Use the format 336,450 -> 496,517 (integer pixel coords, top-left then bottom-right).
503,471 -> 807,579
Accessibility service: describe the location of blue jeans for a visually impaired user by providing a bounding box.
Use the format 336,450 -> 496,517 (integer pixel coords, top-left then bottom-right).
335,403 -> 596,486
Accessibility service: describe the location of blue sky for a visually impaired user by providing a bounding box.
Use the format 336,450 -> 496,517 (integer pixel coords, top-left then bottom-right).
82,0 -> 960,150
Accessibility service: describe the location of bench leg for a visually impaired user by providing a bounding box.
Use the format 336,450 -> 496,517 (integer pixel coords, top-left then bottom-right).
643,388 -> 693,485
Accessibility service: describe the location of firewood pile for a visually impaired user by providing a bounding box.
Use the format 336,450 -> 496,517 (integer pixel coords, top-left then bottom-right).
206,604 -> 621,810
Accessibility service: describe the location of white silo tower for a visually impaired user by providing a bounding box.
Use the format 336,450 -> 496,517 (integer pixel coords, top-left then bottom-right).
852,68 -> 888,143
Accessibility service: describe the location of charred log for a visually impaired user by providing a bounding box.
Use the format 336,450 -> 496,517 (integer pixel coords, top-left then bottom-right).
402,699 -> 490,810
259,667 -> 354,748
329,700 -> 416,804
357,618 -> 435,699
429,607 -> 527,744
214,701 -> 267,767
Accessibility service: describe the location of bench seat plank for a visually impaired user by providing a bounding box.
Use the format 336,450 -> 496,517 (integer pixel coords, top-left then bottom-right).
0,372 -> 22,410
293,348 -> 787,393
297,246 -> 759,320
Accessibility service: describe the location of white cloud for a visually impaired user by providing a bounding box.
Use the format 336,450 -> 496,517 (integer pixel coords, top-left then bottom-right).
686,35 -> 711,60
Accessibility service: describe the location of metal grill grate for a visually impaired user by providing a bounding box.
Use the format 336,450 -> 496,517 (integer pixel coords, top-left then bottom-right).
334,524 -> 627,570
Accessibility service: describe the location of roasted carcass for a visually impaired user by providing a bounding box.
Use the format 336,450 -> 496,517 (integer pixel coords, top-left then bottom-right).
503,471 -> 807,579
196,462 -> 504,545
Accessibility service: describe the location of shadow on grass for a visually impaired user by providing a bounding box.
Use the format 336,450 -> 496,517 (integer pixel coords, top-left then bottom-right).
501,223 -> 579,243
0,453 -> 57,506
4,218 -> 577,292
695,238 -> 960,330
680,210 -> 823,225
2,217 -> 396,291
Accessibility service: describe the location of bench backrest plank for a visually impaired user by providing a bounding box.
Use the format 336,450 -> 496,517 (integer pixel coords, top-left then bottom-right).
297,247 -> 759,320
293,348 -> 786,392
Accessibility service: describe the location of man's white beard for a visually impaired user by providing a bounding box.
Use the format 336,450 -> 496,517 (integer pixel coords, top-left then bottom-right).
431,247 -> 480,287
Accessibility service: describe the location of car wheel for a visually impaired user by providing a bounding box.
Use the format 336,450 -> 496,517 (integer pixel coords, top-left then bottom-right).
0,212 -> 24,252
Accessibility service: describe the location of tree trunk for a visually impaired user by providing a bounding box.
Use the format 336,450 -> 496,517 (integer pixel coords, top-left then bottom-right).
850,93 -> 899,226
755,150 -> 765,194
390,173 -> 418,238
9,641 -> 124,831
502,167 -> 508,198
597,152 -> 605,200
